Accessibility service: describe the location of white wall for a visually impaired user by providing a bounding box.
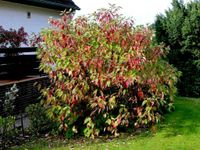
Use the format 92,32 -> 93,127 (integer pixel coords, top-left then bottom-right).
0,1 -> 61,35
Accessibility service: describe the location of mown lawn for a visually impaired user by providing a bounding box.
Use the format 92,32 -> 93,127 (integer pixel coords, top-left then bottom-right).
12,97 -> 200,150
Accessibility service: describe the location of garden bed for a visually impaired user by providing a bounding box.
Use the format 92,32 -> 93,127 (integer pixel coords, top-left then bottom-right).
10,97 -> 200,150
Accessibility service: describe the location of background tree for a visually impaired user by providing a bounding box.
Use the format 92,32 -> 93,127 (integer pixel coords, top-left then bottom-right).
154,0 -> 200,97
0,26 -> 28,48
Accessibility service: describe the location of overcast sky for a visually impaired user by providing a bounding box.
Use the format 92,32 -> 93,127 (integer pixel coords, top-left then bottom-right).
73,0 -> 191,25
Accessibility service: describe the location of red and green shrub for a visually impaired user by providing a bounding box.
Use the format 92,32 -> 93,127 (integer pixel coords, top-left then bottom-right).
0,26 -> 28,48
37,5 -> 180,138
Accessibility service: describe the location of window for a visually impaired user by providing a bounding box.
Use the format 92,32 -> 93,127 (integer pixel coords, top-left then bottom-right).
27,12 -> 31,19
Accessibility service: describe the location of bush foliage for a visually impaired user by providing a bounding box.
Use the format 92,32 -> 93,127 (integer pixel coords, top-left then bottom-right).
0,84 -> 19,148
155,0 -> 200,97
0,26 -> 28,48
25,103 -> 52,134
38,5 -> 179,138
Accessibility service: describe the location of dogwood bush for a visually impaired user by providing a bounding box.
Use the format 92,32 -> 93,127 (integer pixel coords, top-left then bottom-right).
37,5 -> 179,138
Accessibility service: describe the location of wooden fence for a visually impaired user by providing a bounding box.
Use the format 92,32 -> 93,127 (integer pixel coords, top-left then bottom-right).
0,48 -> 49,149
0,47 -> 41,79
0,47 -> 49,116
0,76 -> 49,116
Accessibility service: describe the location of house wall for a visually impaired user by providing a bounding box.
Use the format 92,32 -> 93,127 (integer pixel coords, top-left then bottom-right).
0,1 -> 61,35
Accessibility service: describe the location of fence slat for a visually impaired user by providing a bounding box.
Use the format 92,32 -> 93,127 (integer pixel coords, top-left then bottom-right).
0,47 -> 42,79
0,47 -> 37,53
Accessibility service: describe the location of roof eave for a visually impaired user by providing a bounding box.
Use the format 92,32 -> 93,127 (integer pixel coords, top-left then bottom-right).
2,0 -> 80,11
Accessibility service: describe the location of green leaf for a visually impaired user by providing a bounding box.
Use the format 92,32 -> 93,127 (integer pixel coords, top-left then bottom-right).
106,119 -> 112,125
142,100 -> 148,106
84,117 -> 91,124
109,96 -> 116,109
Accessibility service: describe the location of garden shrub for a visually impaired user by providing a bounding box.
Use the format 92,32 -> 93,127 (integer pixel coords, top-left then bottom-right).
25,103 -> 52,134
37,5 -> 180,138
0,84 -> 19,148
0,26 -> 28,48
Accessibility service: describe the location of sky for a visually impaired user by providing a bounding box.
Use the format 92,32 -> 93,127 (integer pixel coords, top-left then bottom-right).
73,0 -> 191,25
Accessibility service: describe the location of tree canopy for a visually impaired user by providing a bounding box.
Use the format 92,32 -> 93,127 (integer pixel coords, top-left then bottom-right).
154,0 -> 200,97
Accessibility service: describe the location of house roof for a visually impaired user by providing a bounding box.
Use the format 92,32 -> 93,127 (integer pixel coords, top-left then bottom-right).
3,0 -> 80,11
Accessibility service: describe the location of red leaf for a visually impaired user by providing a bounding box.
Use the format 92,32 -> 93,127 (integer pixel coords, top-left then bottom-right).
137,91 -> 144,99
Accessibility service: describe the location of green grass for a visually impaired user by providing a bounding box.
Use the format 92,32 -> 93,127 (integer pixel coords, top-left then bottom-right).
12,97 -> 200,150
